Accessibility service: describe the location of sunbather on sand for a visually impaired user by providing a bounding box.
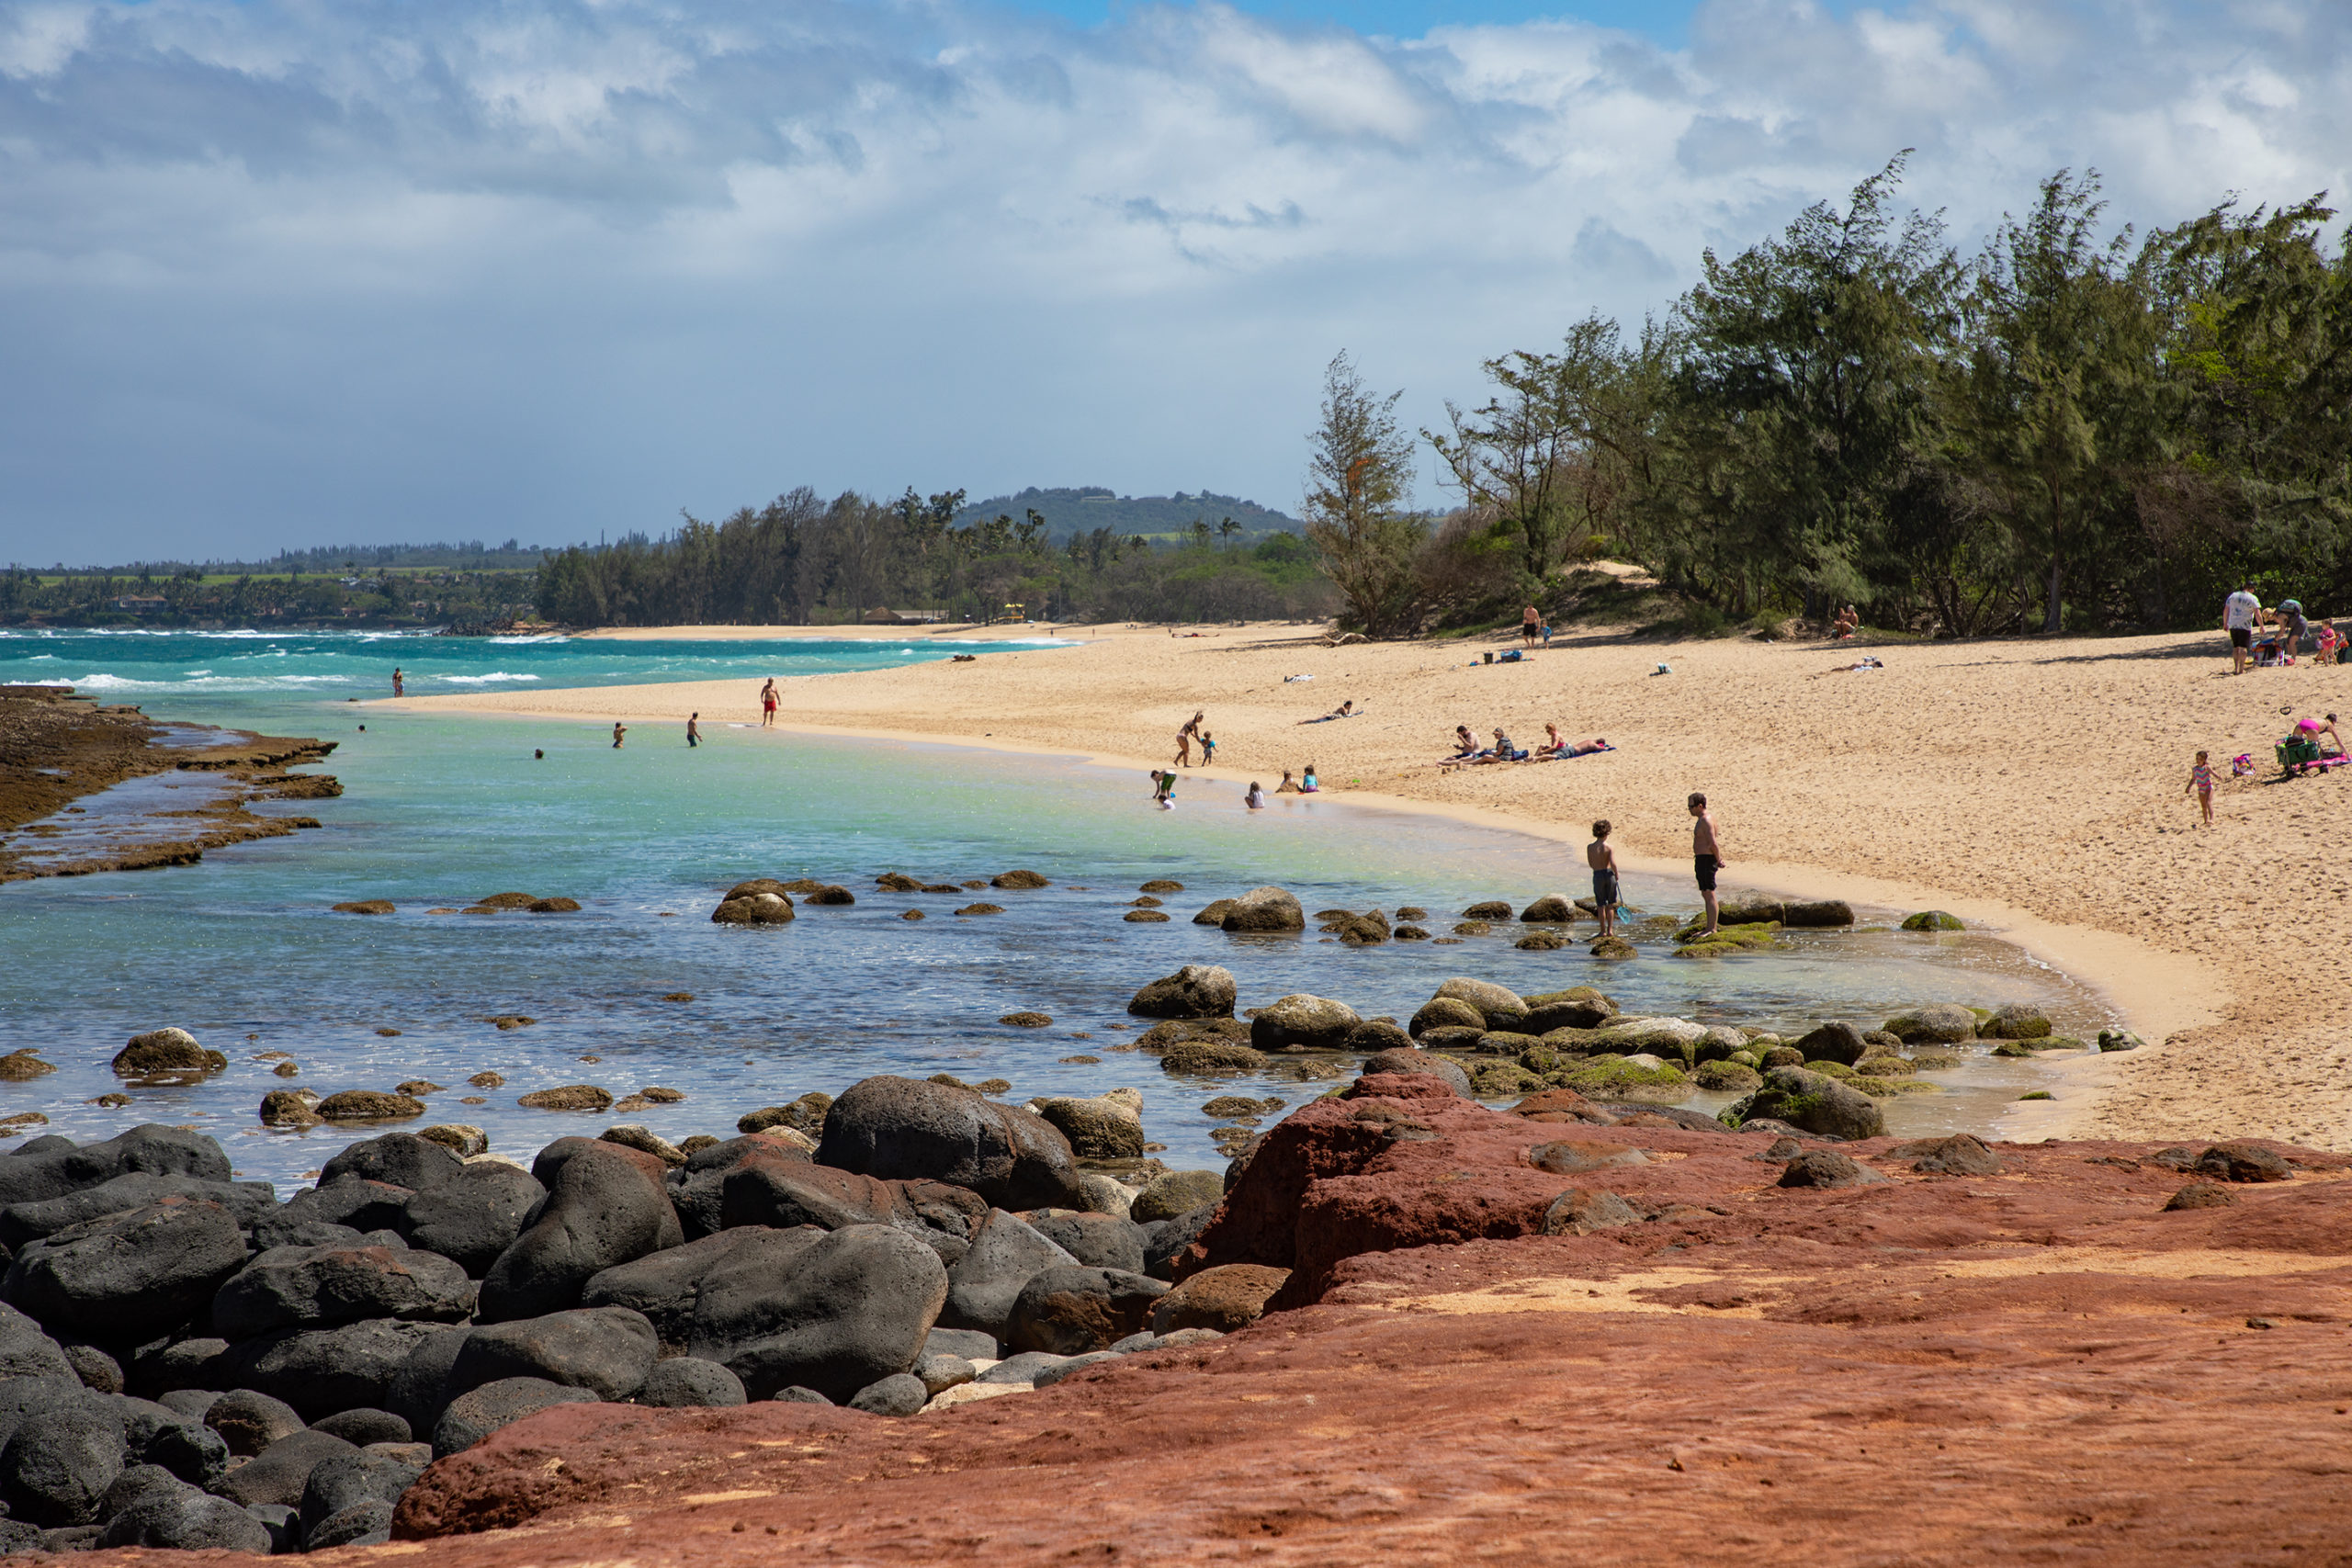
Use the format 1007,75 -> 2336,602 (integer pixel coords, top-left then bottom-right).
1470,728 -> 1520,764
1298,700 -> 1357,724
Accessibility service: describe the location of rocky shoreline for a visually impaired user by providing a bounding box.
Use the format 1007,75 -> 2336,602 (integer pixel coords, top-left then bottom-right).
1,1049 -> 2341,1562
0,686 -> 338,883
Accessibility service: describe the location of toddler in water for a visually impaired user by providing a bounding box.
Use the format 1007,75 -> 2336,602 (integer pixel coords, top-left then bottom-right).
2187,750 -> 2213,825
1245,781 -> 1265,809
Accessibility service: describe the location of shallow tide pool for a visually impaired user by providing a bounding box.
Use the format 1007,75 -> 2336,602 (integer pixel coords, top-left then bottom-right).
1,631 -> 2109,1190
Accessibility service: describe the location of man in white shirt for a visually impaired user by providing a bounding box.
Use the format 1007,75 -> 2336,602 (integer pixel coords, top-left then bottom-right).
2223,582 -> 2263,674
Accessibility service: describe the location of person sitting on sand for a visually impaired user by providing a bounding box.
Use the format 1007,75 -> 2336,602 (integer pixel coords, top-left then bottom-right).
1830,605 -> 1858,639
1471,728 -> 1517,763
1450,725 -> 1478,759
1274,770 -> 1301,794
1245,781 -> 1266,809
1536,722 -> 1566,756
1299,700 -> 1357,724
1299,764 -> 1320,793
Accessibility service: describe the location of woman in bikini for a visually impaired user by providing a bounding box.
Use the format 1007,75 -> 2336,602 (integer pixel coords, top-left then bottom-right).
1175,710 -> 1204,766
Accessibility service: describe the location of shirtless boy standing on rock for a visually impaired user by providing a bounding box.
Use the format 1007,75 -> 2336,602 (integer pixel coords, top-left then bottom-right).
1586,820 -> 1619,939
1690,792 -> 1725,935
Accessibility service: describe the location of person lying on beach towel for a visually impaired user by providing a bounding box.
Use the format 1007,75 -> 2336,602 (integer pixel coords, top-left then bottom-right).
1298,700 -> 1358,724
1533,736 -> 1611,759
1812,655 -> 1884,677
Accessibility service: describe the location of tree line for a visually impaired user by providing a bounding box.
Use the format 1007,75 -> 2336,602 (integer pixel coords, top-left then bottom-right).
532,488 -> 1332,626
1306,155 -> 2352,637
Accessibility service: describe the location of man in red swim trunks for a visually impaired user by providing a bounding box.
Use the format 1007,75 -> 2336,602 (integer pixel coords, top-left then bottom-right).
759,678 -> 779,728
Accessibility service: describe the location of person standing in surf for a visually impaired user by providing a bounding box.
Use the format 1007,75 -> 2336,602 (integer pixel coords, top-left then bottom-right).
391,667 -> 403,696
1587,820 -> 1620,939
612,721 -> 628,750
686,713 -> 701,749
1689,792 -> 1724,935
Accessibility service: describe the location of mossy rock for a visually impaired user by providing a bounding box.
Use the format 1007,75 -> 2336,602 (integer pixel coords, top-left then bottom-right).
1518,1043 -> 1565,1075
1515,931 -> 1572,952
1901,910 -> 1965,931
1671,919 -> 1781,951
1804,1059 -> 1858,1080
1908,1051 -> 1961,1069
1192,900 -> 1237,926
1125,910 -> 1171,923
1693,1060 -> 1761,1092
1853,1055 -> 1917,1077
1589,936 -> 1637,960
1453,920 -> 1494,937
1000,1012 -> 1053,1027
1472,1063 -> 1546,1099
992,870 -> 1051,889
2018,1090 -> 2054,1101
1160,1040 -> 1269,1075
1140,879 -> 1185,893
1561,1055 -> 1689,1102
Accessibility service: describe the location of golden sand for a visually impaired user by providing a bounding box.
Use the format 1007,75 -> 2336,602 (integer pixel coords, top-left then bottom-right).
392,619 -> 2351,1149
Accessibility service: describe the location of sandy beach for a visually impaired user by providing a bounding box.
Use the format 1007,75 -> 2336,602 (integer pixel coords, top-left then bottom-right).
396,619 -> 2350,1149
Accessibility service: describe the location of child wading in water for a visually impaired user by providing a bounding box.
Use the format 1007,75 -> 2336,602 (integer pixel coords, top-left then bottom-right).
1587,819 -> 1620,938
2188,750 -> 2214,825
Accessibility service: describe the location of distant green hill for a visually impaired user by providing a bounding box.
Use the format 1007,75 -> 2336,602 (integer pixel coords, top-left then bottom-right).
955,488 -> 1302,543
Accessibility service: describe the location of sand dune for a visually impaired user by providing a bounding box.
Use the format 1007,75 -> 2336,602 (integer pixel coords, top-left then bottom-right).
396,619 -> 2352,1149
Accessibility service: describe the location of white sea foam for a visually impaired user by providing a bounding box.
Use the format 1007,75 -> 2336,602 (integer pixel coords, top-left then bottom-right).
439,671 -> 542,684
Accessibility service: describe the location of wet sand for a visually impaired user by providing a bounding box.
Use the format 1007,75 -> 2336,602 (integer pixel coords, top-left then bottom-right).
396,619 -> 2351,1149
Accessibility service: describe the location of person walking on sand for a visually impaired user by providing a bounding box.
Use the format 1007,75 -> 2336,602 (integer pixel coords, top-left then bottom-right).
1689,792 -> 1724,934
612,721 -> 628,750
1175,710 -> 1204,767
759,678 -> 779,727
2224,582 -> 2262,674
2187,750 -> 2214,826
686,713 -> 701,749
1521,604 -> 1540,646
1587,819 -> 1620,938
391,667 -> 403,697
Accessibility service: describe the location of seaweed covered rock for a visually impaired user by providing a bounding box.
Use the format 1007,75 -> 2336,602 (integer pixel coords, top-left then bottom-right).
1883,1003 -> 1977,1044
1978,1003 -> 2053,1040
110,1028 -> 226,1077
1126,964 -> 1238,1019
1731,1066 -> 1885,1141
1219,886 -> 1305,933
1408,997 -> 1485,1037
1250,994 -> 1361,1052
1159,1039 -> 1268,1076
1433,978 -> 1528,1029
1027,1095 -> 1146,1161
1901,910 -> 1965,931
711,891 -> 796,925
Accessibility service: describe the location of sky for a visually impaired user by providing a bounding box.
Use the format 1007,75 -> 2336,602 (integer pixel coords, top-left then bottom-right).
0,0 -> 2346,565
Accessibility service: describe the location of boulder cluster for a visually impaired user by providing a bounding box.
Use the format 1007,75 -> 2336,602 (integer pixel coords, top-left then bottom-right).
1122,962 -> 2070,1135
0,1080 -> 1269,1555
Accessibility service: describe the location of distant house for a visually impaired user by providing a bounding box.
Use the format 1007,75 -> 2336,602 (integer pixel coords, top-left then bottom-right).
112,595 -> 166,614
861,607 -> 944,626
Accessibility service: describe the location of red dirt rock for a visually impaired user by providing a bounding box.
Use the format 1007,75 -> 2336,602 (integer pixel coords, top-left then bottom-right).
108,1089 -> 2352,1566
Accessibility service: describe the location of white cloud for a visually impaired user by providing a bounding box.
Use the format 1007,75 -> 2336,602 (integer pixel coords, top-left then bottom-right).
0,0 -> 2346,559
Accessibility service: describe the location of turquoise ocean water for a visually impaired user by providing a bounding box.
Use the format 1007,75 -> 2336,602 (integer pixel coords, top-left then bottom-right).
0,629 -> 2101,1187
